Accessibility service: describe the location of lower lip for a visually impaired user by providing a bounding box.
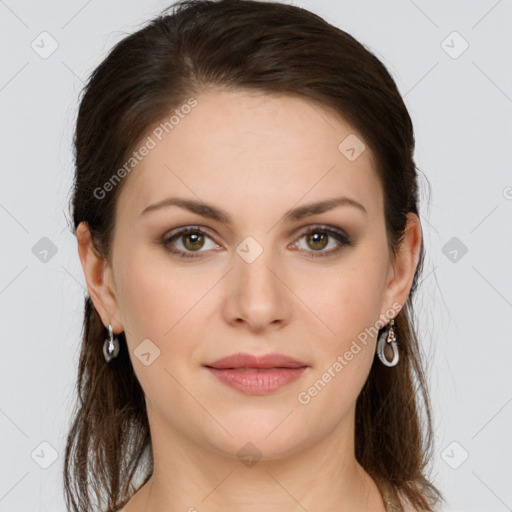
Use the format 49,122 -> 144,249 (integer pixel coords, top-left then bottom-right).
206,367 -> 307,395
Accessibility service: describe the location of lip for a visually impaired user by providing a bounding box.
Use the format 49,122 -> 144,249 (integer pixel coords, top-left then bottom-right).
204,352 -> 309,395
205,352 -> 308,369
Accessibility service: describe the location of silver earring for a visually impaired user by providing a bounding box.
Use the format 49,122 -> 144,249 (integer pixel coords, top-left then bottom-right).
103,323 -> 120,363
377,318 -> 399,367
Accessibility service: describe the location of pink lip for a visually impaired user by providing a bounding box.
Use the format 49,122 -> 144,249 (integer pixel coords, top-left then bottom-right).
206,352 -> 308,369
204,352 -> 309,395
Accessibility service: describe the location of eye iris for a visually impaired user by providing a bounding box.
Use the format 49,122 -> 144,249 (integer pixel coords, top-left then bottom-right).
183,232 -> 204,251
307,232 -> 328,251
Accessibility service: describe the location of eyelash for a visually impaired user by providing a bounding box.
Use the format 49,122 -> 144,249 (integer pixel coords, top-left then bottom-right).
160,224 -> 353,260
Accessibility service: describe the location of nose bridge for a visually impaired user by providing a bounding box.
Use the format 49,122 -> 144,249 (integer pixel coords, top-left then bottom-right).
236,233 -> 280,296
227,233 -> 288,329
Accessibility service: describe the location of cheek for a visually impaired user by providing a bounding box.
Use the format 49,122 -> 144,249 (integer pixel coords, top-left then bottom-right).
116,250 -> 195,336
115,253 -> 211,401
296,265 -> 385,424
300,253 -> 388,409
115,251 -> 217,368
316,259 -> 387,349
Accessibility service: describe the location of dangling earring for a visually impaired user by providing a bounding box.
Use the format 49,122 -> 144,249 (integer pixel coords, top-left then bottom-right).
103,323 -> 120,363
377,318 -> 399,367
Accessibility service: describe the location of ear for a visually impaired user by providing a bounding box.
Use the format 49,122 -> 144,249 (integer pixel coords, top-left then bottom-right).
381,212 -> 422,317
76,222 -> 123,334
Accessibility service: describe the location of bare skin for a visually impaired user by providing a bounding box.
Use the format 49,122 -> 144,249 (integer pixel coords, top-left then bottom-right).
77,88 -> 422,512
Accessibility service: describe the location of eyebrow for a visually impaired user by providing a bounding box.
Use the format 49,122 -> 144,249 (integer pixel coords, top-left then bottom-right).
139,196 -> 367,223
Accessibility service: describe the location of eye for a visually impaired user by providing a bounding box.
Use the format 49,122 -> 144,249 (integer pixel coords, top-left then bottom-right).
161,226 -> 218,259
160,224 -> 353,259
290,225 -> 352,258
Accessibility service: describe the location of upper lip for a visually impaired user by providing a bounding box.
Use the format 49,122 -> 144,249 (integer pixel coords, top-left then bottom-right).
205,352 -> 308,369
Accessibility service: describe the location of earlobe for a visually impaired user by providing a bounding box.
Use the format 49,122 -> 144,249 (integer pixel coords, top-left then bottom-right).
382,212 -> 422,315
75,222 -> 123,333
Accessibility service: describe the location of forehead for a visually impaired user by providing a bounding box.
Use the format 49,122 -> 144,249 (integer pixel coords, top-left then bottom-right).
116,88 -> 383,223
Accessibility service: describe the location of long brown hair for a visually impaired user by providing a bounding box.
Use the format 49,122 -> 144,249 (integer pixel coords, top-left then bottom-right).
64,1 -> 444,510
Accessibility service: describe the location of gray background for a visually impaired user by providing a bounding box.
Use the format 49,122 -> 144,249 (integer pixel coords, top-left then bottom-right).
1,0 -> 511,511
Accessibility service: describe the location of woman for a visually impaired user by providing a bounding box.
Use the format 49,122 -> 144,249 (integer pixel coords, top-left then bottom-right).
64,1 -> 445,511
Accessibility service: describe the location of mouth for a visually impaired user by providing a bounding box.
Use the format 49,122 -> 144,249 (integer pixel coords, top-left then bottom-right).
204,353 -> 309,395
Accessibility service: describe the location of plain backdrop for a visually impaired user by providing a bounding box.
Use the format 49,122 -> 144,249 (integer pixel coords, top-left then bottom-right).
1,0 -> 511,511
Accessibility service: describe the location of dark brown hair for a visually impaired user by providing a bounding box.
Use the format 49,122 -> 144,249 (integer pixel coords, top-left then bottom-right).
64,1 -> 444,510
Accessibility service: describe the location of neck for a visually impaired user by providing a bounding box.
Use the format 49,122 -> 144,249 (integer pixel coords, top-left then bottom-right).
124,408 -> 388,512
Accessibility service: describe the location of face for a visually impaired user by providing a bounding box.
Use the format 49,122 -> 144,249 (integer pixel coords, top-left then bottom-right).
79,88 -> 419,462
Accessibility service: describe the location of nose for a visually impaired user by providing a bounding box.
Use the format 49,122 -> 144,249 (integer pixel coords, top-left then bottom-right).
222,243 -> 291,333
